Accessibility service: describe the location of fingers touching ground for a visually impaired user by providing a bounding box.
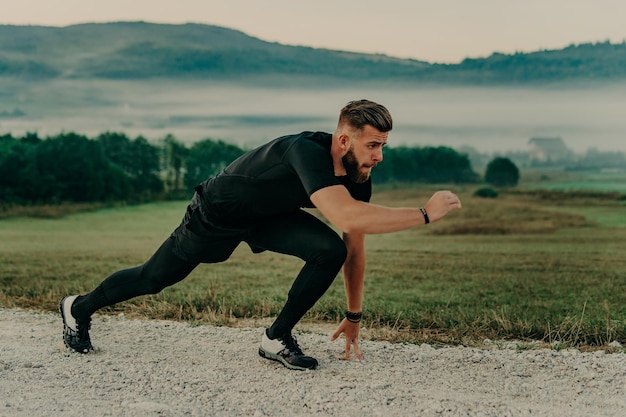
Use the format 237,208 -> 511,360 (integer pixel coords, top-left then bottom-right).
331,320 -> 363,361
346,337 -> 363,361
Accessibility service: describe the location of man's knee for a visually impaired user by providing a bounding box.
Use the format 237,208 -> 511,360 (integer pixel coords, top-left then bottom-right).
139,270 -> 167,295
312,235 -> 347,268
138,265 -> 185,295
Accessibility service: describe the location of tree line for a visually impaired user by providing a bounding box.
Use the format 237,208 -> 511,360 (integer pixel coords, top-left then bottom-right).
0,132 -> 479,205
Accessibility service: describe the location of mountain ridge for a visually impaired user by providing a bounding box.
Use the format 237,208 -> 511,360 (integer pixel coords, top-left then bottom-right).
1,21 -> 625,84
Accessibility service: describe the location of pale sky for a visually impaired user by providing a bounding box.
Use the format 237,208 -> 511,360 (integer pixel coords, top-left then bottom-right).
1,0 -> 625,63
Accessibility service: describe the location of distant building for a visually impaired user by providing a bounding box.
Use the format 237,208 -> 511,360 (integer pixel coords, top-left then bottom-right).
528,137 -> 571,163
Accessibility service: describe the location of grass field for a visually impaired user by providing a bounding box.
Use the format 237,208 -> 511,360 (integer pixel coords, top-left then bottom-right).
1,183 -> 625,349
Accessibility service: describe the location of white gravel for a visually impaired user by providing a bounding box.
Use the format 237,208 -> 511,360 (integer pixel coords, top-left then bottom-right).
1,308 -> 625,417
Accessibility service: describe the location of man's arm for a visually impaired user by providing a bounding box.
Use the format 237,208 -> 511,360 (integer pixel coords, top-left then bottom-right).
320,184 -> 461,360
331,231 -> 366,360
310,185 -> 461,234
342,231 -> 366,313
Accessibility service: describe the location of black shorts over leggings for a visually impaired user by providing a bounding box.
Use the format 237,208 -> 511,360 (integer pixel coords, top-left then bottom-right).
81,194 -> 348,336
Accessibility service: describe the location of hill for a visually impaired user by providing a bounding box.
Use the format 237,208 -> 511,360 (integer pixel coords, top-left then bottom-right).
0,22 -> 625,84
0,22 -> 429,81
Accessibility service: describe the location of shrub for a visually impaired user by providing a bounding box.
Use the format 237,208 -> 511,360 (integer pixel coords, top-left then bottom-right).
485,157 -> 520,187
474,187 -> 499,198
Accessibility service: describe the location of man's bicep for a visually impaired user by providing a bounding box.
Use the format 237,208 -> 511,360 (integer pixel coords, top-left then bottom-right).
310,185 -> 354,224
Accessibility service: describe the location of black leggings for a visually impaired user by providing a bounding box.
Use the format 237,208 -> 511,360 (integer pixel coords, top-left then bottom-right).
73,208 -> 347,338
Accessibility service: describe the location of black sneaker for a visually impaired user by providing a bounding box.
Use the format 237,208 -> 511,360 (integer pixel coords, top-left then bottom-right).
258,330 -> 318,370
60,295 -> 94,353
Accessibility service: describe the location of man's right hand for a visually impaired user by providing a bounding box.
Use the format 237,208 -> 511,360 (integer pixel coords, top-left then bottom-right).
423,190 -> 462,223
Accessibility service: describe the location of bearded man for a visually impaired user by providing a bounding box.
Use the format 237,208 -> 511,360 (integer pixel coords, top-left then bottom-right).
60,99 -> 462,370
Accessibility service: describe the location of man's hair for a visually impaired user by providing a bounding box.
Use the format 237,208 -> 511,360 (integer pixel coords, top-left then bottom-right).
338,99 -> 393,132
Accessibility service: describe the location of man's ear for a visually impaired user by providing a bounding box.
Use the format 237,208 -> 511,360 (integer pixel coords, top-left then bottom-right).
338,134 -> 351,152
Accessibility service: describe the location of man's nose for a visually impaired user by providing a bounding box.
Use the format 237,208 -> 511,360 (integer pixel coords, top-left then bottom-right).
373,148 -> 383,162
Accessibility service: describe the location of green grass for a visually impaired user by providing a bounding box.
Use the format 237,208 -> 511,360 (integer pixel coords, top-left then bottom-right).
522,169 -> 626,193
1,185 -> 625,349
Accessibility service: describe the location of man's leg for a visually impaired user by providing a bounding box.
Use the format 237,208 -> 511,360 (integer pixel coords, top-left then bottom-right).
247,210 -> 347,369
60,236 -> 199,353
71,236 -> 199,320
61,194 -> 244,353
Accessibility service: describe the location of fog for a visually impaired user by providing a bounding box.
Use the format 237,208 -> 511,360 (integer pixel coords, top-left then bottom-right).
1,79 -> 624,154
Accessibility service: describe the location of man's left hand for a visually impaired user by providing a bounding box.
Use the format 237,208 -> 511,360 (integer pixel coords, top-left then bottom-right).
331,318 -> 363,360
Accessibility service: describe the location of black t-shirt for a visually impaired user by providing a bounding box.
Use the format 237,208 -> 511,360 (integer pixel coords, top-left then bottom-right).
195,131 -> 371,227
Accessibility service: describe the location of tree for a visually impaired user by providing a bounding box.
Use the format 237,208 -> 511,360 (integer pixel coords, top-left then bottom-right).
98,132 -> 163,198
0,135 -> 26,202
130,136 -> 164,197
484,157 -> 520,187
160,134 -> 188,194
97,132 -> 134,173
184,139 -> 245,189
372,146 -> 479,184
33,133 -> 114,202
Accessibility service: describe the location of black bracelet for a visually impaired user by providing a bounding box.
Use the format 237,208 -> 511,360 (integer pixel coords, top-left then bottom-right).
419,207 -> 430,224
345,310 -> 362,323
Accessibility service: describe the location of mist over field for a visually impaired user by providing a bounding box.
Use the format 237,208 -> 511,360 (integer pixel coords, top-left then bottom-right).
1,23 -> 625,155
1,78 -> 625,155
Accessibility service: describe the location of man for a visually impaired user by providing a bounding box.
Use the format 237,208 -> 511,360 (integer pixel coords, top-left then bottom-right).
60,99 -> 462,370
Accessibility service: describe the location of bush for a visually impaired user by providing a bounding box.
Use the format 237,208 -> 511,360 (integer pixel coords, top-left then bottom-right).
485,157 -> 520,187
473,187 -> 499,198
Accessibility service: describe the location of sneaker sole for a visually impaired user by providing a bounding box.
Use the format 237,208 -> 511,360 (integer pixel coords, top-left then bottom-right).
59,296 -> 76,352
59,296 -> 77,331
59,296 -> 77,345
258,348 -> 317,371
59,296 -> 93,354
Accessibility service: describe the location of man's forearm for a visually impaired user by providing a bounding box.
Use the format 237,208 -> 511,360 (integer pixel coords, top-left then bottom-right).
312,186 -> 461,235
342,232 -> 366,312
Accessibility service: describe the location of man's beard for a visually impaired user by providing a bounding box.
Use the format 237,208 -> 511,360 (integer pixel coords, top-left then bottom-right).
342,148 -> 371,183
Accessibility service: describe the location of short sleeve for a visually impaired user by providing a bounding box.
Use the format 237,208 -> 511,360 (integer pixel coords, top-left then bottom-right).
283,135 -> 341,196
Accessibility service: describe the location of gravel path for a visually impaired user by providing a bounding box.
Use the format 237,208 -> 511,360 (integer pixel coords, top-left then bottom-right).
1,308 -> 625,417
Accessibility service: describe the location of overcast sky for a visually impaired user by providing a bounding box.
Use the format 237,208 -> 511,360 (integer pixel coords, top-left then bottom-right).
2,0 -> 625,63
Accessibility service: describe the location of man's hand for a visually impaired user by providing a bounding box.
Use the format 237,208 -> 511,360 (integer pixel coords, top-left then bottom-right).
424,190 -> 462,223
331,318 -> 363,360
